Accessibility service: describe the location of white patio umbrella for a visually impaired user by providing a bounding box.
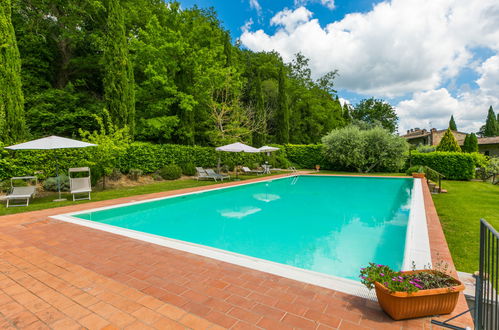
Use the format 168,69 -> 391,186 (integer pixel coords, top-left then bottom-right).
215,142 -> 260,179
5,136 -> 97,201
258,145 -> 280,156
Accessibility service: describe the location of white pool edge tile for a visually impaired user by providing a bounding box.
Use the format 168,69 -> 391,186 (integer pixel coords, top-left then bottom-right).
402,178 -> 432,270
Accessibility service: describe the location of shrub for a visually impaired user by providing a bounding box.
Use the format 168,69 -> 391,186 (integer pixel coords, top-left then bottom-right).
322,126 -> 409,173
283,144 -> 324,169
411,152 -> 475,180
436,128 -> 461,152
109,168 -> 122,181
181,163 -> 197,176
152,172 -> 163,181
416,145 -> 435,153
159,164 -> 182,180
128,169 -> 143,181
43,175 -> 70,191
406,165 -> 425,176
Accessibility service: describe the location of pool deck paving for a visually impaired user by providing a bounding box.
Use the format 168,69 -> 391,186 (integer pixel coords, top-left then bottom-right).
0,173 -> 473,329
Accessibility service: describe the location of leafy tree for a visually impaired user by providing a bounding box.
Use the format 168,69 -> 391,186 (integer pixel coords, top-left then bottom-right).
0,0 -> 27,143
342,103 -> 351,124
322,126 -> 408,173
436,128 -> 461,152
103,0 -> 135,132
449,115 -> 457,131
351,98 -> 398,133
276,65 -> 289,143
252,71 -> 266,146
483,106 -> 498,137
462,133 -> 478,153
79,110 -> 131,189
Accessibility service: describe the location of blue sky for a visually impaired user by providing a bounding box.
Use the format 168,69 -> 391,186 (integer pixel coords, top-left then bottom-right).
179,0 -> 499,133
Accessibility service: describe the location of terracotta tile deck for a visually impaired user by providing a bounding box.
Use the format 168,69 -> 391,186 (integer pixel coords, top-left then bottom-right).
0,174 -> 473,329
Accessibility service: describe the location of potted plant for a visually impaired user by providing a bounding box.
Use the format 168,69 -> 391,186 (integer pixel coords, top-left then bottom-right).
360,263 -> 465,320
315,164 -> 321,172
406,165 -> 426,178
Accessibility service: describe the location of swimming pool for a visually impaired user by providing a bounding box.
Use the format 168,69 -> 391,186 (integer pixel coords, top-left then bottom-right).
53,175 -> 431,297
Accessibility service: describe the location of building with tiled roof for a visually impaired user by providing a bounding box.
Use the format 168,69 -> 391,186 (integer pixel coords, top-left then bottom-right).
401,128 -> 499,157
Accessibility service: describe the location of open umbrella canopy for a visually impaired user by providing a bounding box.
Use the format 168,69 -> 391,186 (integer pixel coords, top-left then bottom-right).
5,135 -> 96,150
215,142 -> 259,153
258,146 -> 280,153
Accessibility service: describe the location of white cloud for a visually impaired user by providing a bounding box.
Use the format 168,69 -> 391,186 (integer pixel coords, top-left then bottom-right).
397,57 -> 499,133
270,7 -> 312,32
249,0 -> 262,14
240,0 -> 499,133
294,0 -> 335,10
241,18 -> 254,32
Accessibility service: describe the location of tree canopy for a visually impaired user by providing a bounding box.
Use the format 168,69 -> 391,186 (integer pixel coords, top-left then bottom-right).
436,128 -> 461,152
449,115 -> 457,131
0,0 -> 27,143
3,0 -> 398,146
351,98 -> 398,133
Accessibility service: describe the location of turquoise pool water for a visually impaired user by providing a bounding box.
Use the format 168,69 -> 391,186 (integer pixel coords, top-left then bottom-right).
74,176 -> 414,281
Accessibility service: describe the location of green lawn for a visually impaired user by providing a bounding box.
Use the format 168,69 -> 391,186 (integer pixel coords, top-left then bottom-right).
432,181 -> 499,273
0,173 -> 276,216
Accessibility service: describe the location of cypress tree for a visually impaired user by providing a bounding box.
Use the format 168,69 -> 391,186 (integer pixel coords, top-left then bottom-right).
0,0 -> 27,143
462,134 -> 470,152
449,115 -> 457,131
436,128 -> 461,152
276,65 -> 289,143
252,71 -> 265,146
483,106 -> 498,137
342,103 -> 351,124
103,0 -> 135,134
468,133 -> 478,153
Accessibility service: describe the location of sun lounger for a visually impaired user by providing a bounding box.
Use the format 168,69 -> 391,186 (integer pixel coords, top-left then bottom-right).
205,169 -> 230,182
5,176 -> 37,207
196,167 -> 214,181
242,166 -> 263,175
69,167 -> 92,201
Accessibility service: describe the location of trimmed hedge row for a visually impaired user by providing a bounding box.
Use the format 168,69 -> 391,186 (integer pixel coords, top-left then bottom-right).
410,151 -> 476,180
283,144 -> 327,169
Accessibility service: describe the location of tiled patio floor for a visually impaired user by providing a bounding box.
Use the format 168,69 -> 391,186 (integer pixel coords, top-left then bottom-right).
0,174 -> 473,329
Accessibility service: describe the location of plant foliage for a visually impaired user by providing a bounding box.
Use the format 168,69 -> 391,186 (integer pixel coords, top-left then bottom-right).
322,126 -> 408,173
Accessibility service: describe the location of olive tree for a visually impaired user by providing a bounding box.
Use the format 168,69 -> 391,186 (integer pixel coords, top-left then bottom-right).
322,126 -> 409,173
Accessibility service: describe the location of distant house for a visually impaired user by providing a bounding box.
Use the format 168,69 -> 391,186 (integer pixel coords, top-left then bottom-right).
401,128 -> 499,157
477,136 -> 499,157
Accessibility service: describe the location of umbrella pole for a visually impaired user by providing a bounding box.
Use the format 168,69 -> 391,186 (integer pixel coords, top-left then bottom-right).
53,152 -> 67,202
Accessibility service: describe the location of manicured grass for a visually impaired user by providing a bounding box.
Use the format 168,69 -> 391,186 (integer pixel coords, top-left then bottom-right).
432,181 -> 499,273
312,170 -> 407,177
0,173 -> 278,216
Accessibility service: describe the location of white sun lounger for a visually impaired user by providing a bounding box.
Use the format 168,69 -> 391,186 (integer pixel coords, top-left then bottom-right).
242,166 -> 263,175
205,169 -> 230,182
5,176 -> 37,207
69,167 -> 92,201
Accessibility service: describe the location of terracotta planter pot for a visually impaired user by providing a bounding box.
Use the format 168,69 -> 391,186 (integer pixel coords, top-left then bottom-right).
412,172 -> 426,178
374,270 -> 465,320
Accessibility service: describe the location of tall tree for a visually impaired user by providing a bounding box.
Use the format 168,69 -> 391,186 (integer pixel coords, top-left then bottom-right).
0,0 -> 27,143
252,71 -> 266,146
483,106 -> 498,137
276,65 -> 289,143
467,133 -> 478,153
351,98 -> 398,133
449,115 -> 457,131
103,0 -> 135,133
436,128 -> 461,152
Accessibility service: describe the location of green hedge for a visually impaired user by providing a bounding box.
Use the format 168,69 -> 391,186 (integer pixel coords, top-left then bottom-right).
410,151 -> 475,180
0,142 -> 281,181
284,144 -> 327,169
